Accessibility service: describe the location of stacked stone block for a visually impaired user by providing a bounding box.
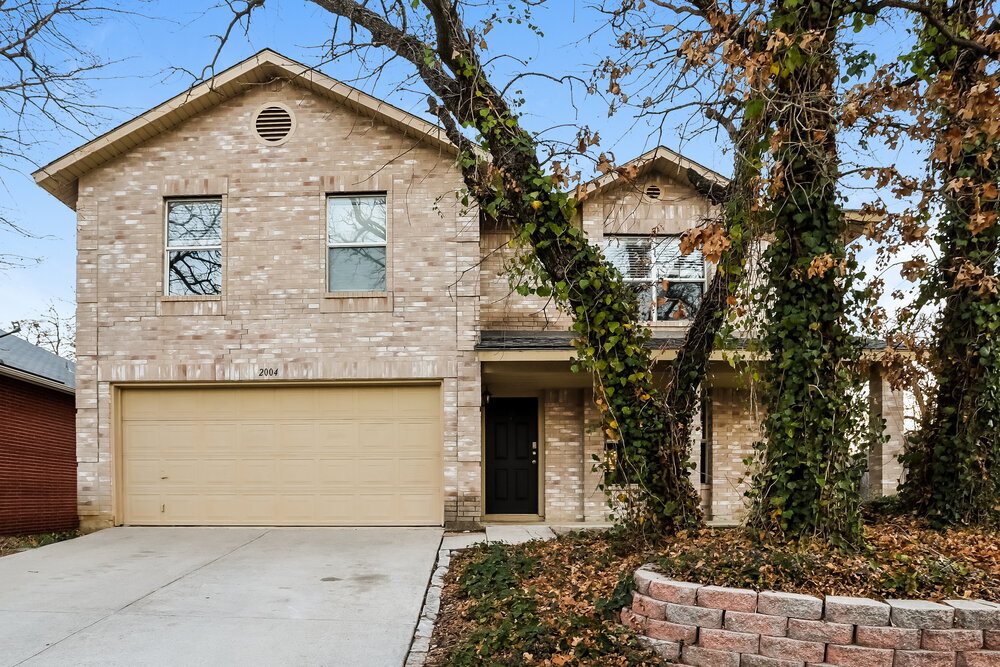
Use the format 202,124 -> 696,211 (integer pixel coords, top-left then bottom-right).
624,565 -> 1000,666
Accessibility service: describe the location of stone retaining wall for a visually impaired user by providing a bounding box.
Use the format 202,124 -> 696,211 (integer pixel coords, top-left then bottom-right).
622,565 -> 1000,666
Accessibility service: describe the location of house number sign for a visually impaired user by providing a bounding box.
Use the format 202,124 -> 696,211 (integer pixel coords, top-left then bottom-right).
258,368 -> 279,377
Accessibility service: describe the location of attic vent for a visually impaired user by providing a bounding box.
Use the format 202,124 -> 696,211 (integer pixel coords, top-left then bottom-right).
254,106 -> 293,143
644,184 -> 662,200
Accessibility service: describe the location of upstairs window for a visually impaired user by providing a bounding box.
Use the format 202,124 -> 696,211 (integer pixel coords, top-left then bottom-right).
166,199 -> 222,296
602,236 -> 704,321
327,194 -> 387,292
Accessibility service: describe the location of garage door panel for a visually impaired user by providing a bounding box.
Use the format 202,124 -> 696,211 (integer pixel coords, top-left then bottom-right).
161,459 -> 203,484
236,459 -> 277,485
315,459 -> 358,484
314,390 -> 359,418
355,494 -> 396,523
126,495 -> 161,523
396,422 -> 441,449
276,459 -> 319,484
280,422 -> 317,449
271,388 -> 322,418
315,422 -> 358,450
124,459 -> 160,486
275,495 -> 320,522
398,493 -> 439,521
313,494 -> 359,523
356,458 -> 399,485
234,388 -> 278,419
237,423 -> 279,450
204,423 -> 240,448
399,458 -> 438,485
394,387 -> 441,416
354,389 -> 390,419
360,422 -> 398,447
121,385 -> 441,526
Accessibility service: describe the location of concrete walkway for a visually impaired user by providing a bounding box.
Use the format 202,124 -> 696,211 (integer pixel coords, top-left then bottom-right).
441,523 -> 611,549
0,527 -> 442,667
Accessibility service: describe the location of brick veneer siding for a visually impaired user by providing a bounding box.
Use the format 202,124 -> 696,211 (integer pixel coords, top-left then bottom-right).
582,389 -> 610,522
543,389 -> 586,522
68,72 -> 912,531
74,80 -> 481,531
479,170 -> 711,337
0,375 -> 77,535
625,566 -> 1000,666
868,363 -> 907,499
479,227 -> 573,331
710,386 -> 761,523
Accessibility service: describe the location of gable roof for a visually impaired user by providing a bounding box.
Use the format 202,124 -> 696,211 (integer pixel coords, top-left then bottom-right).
0,332 -> 75,393
581,145 -> 872,239
33,49 -> 456,210
581,145 -> 730,198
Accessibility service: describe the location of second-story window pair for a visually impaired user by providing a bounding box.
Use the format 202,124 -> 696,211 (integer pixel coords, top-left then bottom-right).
164,194 -> 388,296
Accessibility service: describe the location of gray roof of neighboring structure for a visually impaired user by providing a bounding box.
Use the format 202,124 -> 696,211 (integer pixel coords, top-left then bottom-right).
0,332 -> 75,390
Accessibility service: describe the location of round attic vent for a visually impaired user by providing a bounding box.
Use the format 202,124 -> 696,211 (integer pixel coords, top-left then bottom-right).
254,106 -> 293,143
644,184 -> 662,200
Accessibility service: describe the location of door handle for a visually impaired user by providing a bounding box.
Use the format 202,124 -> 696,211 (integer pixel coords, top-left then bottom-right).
531,441 -> 538,465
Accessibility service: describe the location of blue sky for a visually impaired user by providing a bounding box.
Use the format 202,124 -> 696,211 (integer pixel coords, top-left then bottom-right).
0,0 -> 924,328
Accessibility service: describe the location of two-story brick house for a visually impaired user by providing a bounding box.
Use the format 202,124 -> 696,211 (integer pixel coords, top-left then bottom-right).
33,50 -> 905,532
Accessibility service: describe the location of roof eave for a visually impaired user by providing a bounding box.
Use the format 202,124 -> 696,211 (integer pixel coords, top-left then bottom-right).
0,364 -> 75,395
580,145 -> 730,199
32,49 -> 457,211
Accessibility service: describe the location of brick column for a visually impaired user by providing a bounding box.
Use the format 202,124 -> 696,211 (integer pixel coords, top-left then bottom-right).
543,389 -> 585,522
710,387 -> 759,524
868,364 -> 906,499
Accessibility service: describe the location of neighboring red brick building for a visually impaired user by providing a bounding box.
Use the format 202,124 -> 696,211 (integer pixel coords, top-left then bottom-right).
0,332 -> 76,535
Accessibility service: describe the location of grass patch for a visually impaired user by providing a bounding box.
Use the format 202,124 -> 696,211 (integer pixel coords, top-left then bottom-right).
0,530 -> 79,558
428,516 -> 999,665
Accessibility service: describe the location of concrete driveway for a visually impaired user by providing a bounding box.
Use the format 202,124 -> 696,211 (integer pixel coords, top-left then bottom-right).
0,527 -> 443,666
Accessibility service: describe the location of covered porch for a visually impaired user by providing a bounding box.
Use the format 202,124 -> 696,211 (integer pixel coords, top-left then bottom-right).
477,330 -> 907,526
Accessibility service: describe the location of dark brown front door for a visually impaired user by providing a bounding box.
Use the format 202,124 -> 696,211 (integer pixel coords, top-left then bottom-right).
485,397 -> 539,515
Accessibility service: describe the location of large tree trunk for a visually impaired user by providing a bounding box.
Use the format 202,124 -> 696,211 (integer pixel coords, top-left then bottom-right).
900,0 -> 1000,527
661,110 -> 765,482
747,0 -> 869,548
309,0 -> 706,531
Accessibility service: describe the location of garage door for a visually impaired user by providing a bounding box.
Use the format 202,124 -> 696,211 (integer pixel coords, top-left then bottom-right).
119,384 -> 442,526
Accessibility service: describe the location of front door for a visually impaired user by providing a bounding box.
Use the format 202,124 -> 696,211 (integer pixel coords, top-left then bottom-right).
485,397 -> 539,515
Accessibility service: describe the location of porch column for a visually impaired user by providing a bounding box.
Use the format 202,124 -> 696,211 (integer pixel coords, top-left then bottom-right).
867,363 -> 907,499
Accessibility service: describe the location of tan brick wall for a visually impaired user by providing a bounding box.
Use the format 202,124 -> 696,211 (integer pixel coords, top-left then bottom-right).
75,80 -> 481,530
479,170 -> 713,337
868,364 -> 907,499
710,386 -> 761,523
479,226 -> 573,330
582,389 -> 610,522
592,176 -> 714,237
72,81 -> 773,532
542,389 -> 586,522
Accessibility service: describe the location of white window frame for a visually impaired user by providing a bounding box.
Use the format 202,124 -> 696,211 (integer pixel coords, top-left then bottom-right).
602,235 -> 706,322
164,197 -> 223,296
326,193 -> 388,293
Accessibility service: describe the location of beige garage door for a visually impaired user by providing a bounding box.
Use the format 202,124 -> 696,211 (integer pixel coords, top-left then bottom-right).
119,384 -> 442,526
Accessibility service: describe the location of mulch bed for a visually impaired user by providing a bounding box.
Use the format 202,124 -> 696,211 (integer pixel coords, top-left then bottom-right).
427,515 -> 1000,666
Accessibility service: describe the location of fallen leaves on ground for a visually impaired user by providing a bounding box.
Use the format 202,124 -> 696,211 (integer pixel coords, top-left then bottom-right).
428,515 -> 999,666
654,514 -> 1000,601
